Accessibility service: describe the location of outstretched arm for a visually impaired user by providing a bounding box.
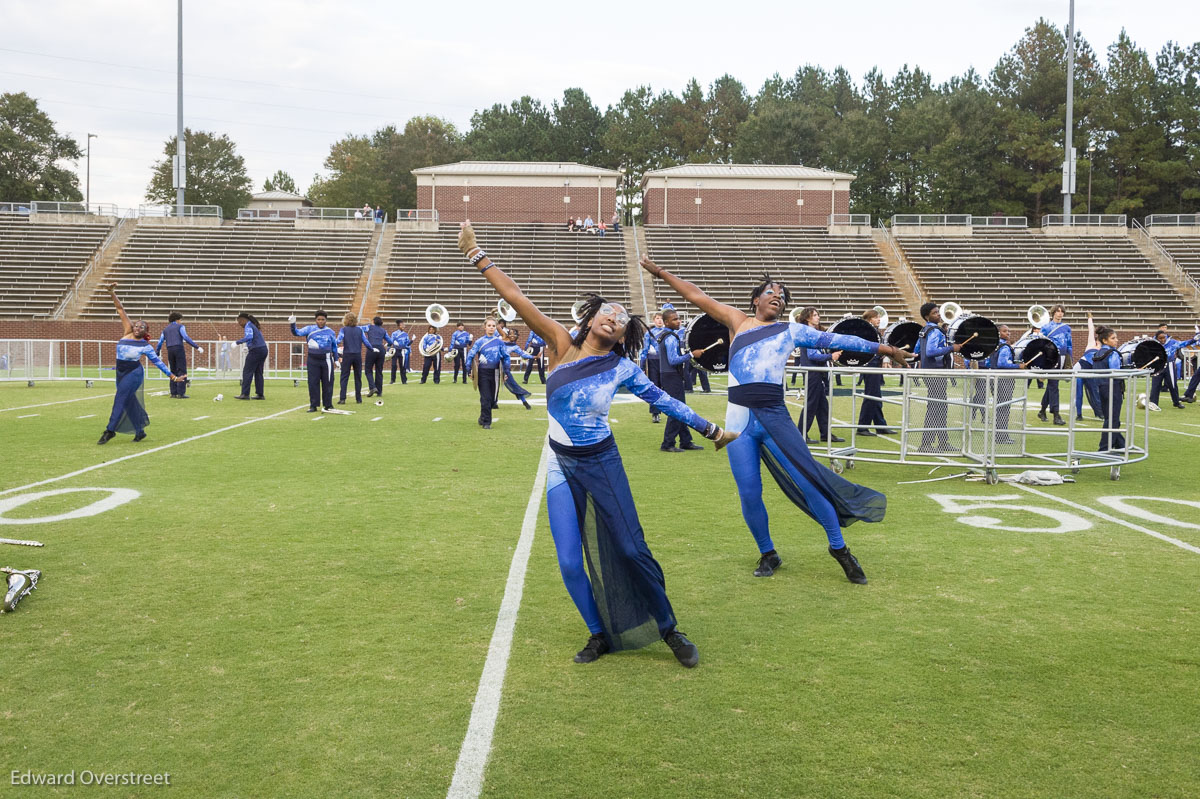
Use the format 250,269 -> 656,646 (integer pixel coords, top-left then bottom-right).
458,222 -> 571,356
108,284 -> 133,337
638,255 -> 746,330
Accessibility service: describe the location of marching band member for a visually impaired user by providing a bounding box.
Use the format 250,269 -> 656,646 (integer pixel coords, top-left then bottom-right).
419,326 -> 443,384
856,308 -> 893,436
98,284 -> 185,444
918,302 -> 960,452
154,312 -> 202,399
1150,325 -> 1195,410
1038,304 -> 1072,425
641,312 -> 664,423
389,321 -> 410,385
657,308 -> 704,452
450,322 -> 473,384
1184,325 -> 1200,403
639,257 -> 913,582
795,307 -> 844,444
233,312 -> 267,400
460,221 -> 734,667
362,316 -> 391,397
465,318 -> 506,428
523,328 -> 547,384
982,324 -> 1019,443
291,309 -> 338,412
1092,326 -> 1125,451
336,312 -> 367,404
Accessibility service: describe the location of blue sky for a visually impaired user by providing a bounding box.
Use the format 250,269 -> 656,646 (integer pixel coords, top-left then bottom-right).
2,0 -> 1196,209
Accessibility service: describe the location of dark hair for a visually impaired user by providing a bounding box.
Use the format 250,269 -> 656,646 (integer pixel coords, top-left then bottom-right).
373,316 -> 383,327
798,306 -> 818,325
1096,325 -> 1115,342
920,302 -> 938,320
662,308 -> 679,323
236,312 -> 261,330
395,319 -> 403,326
168,312 -> 183,322
315,309 -> 327,319
1050,304 -> 1066,315
569,293 -> 646,360
1158,322 -> 1169,329
749,274 -> 791,311
456,322 -> 465,328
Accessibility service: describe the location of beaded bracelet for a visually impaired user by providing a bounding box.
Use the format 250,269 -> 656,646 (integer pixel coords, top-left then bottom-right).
468,249 -> 488,267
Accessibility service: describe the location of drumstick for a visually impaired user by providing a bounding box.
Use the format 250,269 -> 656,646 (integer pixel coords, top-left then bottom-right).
1022,353 -> 1042,367
1143,356 -> 1161,369
958,333 -> 979,346
695,338 -> 725,355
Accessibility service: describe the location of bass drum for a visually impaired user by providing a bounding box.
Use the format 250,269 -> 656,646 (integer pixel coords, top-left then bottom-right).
883,321 -> 922,353
946,314 -> 999,361
683,313 -> 729,373
1118,337 -> 1167,370
1012,333 -> 1059,369
828,317 -> 880,367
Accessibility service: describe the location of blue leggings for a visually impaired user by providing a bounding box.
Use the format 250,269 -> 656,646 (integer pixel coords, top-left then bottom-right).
726,414 -> 844,554
546,482 -> 604,634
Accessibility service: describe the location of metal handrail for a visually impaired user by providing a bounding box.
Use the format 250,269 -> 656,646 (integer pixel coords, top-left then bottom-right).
50,215 -> 130,319
829,213 -> 871,226
138,204 -> 223,218
876,219 -> 922,300
1144,214 -> 1200,227
358,224 -> 387,318
1131,218 -> 1200,302
629,214 -> 651,318
891,214 -> 971,227
971,216 -> 1028,228
1041,214 -> 1127,227
395,209 -> 439,222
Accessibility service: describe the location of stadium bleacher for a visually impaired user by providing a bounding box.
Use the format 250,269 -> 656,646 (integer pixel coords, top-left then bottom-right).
897,230 -> 1196,328
79,219 -> 371,321
376,223 -> 631,325
1154,236 -> 1200,285
0,215 -> 112,318
642,225 -> 909,320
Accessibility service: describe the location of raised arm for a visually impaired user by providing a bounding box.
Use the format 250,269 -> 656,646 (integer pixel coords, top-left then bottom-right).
638,255 -> 747,331
108,284 -> 133,337
458,222 -> 571,355
1086,312 -> 1096,348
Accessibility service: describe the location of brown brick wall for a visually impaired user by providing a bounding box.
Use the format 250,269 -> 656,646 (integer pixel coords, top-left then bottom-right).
417,185 -> 616,224
642,187 -> 849,226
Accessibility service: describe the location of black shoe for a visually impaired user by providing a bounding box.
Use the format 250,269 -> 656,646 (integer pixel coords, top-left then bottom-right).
1037,410 -> 1048,422
651,414 -> 661,423
829,545 -> 867,584
1053,414 -> 1066,426
680,442 -> 704,451
389,381 -> 396,385
522,398 -> 531,410
356,399 -> 363,404
660,445 -> 683,452
805,437 -> 817,444
876,428 -> 897,435
482,423 -> 491,429
1183,396 -> 1196,403
97,429 -> 116,445
366,389 -> 376,397
337,399 -> 346,405
1075,415 -> 1084,421
178,395 -> 190,399
252,395 -> 265,400
307,407 -> 318,413
858,430 -> 877,437
1173,403 -> 1185,409
663,629 -> 699,668
133,431 -> 146,442
573,633 -> 610,664
823,434 -> 846,443
754,551 -> 782,577
233,394 -> 250,400
323,406 -> 334,411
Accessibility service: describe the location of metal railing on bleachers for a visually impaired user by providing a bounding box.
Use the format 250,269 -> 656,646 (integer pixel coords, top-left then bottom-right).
1041,214 -> 1127,227
138,204 -> 223,219
1145,214 -> 1200,227
891,214 -> 972,227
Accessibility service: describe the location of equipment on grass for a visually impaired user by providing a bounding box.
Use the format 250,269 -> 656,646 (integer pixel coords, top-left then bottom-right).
214,394 -> 223,402
1,538 -> 43,548
829,314 -> 880,367
683,314 -> 729,373
2,568 -> 40,613
375,400 -> 383,406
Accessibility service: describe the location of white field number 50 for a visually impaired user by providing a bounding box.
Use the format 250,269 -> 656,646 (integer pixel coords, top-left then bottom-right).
927,494 -> 1092,534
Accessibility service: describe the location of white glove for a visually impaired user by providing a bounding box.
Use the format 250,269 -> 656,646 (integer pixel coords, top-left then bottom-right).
288,315 -> 297,324
197,347 -> 204,354
373,348 -> 380,353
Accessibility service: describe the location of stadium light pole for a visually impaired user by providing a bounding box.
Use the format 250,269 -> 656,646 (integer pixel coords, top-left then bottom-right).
1087,143 -> 1096,216
1062,0 -> 1076,224
175,0 -> 186,216
86,133 -> 97,211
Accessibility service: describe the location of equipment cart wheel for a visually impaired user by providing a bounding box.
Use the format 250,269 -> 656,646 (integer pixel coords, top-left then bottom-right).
985,469 -> 999,485
831,459 -> 845,475
846,460 -> 856,470
1110,465 -> 1121,481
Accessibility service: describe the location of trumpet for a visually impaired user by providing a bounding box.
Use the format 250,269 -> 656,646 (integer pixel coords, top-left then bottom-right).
426,303 -> 450,328
571,299 -> 588,324
496,298 -> 517,323
1027,304 -> 1049,328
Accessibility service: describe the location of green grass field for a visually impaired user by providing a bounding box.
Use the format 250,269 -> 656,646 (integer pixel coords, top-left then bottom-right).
1,374 -> 1197,798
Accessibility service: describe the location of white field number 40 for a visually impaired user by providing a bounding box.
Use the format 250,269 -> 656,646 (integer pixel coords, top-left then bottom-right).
929,494 -> 1200,536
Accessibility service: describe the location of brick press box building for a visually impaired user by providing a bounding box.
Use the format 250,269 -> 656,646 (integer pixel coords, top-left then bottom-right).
413,161 -> 621,224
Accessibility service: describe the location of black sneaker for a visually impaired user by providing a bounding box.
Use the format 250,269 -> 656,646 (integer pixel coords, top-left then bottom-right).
97,429 -> 116,445
823,434 -> 846,443
133,431 -> 146,442
233,394 -> 250,400
663,629 -> 699,668
651,414 -> 661,423
1037,410 -> 1048,422
680,442 -> 704,451
1183,396 -> 1195,403
573,633 -> 610,664
660,445 -> 683,452
522,398 -> 531,410
858,430 -> 877,437
1053,414 -> 1066,426
337,399 -> 346,405
829,545 -> 868,584
252,396 -> 265,400
307,407 -> 318,413
754,551 -> 782,577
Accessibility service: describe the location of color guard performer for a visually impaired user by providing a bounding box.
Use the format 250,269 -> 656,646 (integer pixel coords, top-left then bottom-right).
639,258 -> 914,582
290,310 -> 338,412
503,329 -> 534,409
450,322 -> 473,384
389,321 -> 410,385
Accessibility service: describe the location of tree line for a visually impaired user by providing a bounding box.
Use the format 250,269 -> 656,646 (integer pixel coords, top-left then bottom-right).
3,19 -> 1197,222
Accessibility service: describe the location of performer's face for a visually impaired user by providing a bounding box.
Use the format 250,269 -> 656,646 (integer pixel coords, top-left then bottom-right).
755,284 -> 786,320
928,307 -> 943,325
132,320 -> 149,338
998,325 -> 1009,341
485,320 -> 496,335
1053,309 -> 1064,322
316,315 -> 327,328
592,303 -> 630,346
1102,332 -> 1118,347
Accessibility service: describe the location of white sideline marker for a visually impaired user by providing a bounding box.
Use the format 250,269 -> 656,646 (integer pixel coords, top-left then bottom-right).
0,394 -> 108,414
0,405 -> 307,498
1149,426 -> 1200,439
77,414 -> 96,419
1014,484 -> 1200,555
371,416 -> 382,422
446,440 -> 549,799
16,414 -> 38,419
192,415 -> 210,421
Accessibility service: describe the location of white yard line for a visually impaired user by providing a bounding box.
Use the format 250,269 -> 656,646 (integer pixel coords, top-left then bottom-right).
446,440 -> 549,799
371,416 -> 382,421
1013,484 -> 1200,555
16,414 -> 38,419
0,394 -> 108,414
0,405 -> 307,497
192,415 -> 210,421
77,414 -> 96,419
1148,426 -> 1200,439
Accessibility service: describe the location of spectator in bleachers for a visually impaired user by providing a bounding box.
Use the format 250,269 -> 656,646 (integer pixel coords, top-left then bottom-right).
336,312 -> 367,404
234,312 -> 267,400
597,221 -> 607,237
566,216 -> 577,232
575,217 -> 584,232
362,203 -> 372,219
583,215 -> 595,233
155,312 -> 203,399
354,209 -> 364,220
611,211 -> 620,233
374,206 -> 384,223
389,321 -> 411,384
